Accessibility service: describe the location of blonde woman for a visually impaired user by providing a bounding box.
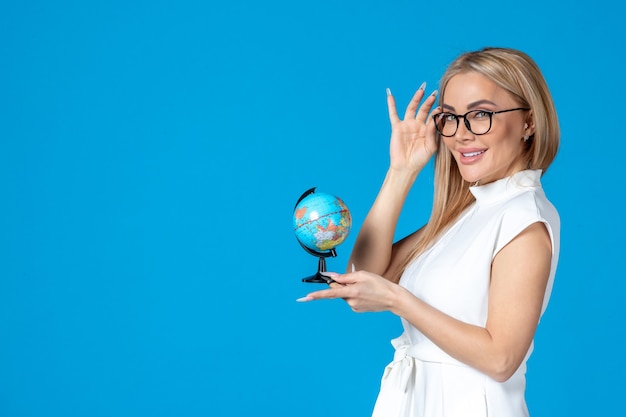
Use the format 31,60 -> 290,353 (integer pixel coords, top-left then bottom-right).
299,47 -> 560,417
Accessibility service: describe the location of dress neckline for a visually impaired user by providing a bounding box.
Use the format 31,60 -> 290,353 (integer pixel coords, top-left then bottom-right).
469,169 -> 543,205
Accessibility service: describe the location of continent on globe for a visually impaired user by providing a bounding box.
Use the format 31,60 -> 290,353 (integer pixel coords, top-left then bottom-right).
293,190 -> 352,254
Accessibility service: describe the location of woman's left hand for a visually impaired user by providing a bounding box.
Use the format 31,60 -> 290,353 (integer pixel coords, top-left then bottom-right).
298,270 -> 400,313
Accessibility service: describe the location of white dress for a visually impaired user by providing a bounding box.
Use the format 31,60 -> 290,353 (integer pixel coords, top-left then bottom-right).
371,170 -> 560,417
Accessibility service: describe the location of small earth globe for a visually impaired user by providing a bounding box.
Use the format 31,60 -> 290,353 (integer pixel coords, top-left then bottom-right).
293,190 -> 352,253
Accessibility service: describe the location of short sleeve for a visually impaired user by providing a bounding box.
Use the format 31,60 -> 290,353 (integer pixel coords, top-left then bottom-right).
492,193 -> 558,260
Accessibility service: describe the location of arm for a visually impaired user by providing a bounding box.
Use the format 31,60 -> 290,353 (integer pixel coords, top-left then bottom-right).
348,169 -> 418,280
348,86 -> 438,280
308,221 -> 552,382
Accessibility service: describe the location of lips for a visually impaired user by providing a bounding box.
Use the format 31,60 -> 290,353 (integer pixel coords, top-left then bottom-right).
458,148 -> 487,163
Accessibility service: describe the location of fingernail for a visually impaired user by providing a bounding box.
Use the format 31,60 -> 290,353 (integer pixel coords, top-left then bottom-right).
419,82 -> 426,91
320,271 -> 338,277
386,87 -> 392,96
296,296 -> 313,302
351,263 -> 356,272
431,89 -> 438,96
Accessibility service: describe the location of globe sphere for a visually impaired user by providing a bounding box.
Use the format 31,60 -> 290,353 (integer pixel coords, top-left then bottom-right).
293,190 -> 351,252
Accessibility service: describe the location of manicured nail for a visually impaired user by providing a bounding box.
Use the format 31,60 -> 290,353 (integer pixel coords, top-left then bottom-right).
296,296 -> 313,302
386,87 -> 392,96
320,271 -> 338,277
431,89 -> 438,96
419,82 -> 426,91
351,263 -> 356,272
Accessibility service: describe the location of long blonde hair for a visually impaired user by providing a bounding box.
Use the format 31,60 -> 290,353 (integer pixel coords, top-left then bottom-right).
394,47 -> 560,281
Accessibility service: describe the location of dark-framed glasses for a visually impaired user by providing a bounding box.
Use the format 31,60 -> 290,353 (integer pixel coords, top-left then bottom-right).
432,107 -> 530,137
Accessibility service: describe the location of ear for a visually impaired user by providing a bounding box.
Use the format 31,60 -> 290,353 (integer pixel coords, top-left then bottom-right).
525,110 -> 536,137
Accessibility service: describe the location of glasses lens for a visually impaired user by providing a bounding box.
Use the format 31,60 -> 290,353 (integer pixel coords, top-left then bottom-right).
466,110 -> 492,135
435,113 -> 457,137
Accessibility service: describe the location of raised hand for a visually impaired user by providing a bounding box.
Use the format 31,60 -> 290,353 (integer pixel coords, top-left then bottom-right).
387,84 -> 439,176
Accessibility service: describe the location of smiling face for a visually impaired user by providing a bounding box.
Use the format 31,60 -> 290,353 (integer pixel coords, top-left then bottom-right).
441,72 -> 531,185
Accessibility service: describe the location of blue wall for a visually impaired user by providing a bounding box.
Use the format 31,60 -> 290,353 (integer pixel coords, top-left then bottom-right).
1,1 -> 624,416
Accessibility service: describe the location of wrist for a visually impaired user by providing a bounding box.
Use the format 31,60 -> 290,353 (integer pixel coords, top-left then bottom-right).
385,167 -> 418,192
388,282 -> 410,315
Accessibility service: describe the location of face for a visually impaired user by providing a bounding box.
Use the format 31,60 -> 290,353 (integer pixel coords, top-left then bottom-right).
440,72 -> 530,185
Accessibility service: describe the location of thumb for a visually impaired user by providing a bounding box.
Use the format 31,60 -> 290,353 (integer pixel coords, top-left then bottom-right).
320,271 -> 355,285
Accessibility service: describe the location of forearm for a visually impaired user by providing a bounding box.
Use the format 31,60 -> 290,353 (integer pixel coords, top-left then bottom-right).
348,168 -> 417,277
390,285 -> 529,382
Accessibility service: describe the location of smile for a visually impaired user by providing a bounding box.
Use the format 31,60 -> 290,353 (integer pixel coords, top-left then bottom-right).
462,150 -> 486,157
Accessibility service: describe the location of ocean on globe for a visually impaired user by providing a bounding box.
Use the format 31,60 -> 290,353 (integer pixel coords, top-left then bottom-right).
293,191 -> 352,253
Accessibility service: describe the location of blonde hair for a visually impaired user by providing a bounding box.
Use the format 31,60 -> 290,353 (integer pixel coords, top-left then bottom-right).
394,47 -> 560,281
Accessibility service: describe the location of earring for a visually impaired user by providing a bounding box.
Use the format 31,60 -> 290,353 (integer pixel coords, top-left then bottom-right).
523,123 -> 530,142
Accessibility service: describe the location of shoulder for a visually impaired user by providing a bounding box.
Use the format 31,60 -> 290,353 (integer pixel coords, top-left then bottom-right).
492,187 -> 560,258
502,187 -> 559,225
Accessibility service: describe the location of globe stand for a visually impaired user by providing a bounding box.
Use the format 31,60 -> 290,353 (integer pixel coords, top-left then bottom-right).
299,243 -> 337,283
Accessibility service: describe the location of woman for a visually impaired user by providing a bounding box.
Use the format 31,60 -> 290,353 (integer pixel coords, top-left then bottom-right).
298,47 -> 560,416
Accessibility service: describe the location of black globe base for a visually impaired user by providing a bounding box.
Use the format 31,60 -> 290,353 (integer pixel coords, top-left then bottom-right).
301,249 -> 337,284
302,272 -> 330,284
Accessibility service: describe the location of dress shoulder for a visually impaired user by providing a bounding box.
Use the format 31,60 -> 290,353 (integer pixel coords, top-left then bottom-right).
492,187 -> 560,259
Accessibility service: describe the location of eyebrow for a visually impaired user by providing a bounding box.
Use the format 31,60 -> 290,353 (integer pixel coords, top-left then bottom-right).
442,99 -> 499,112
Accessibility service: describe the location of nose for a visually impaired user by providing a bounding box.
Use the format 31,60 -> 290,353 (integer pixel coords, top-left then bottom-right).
454,116 -> 473,141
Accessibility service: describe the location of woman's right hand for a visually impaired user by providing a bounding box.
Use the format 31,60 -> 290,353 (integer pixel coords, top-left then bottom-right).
387,84 -> 439,175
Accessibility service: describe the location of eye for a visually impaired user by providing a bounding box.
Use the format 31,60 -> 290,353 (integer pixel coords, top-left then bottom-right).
442,113 -> 457,122
471,110 -> 491,120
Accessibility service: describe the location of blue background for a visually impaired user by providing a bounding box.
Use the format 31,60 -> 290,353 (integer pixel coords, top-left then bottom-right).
1,1 -> 624,416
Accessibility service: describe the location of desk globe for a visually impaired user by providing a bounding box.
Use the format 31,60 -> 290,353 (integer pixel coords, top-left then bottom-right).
293,187 -> 352,283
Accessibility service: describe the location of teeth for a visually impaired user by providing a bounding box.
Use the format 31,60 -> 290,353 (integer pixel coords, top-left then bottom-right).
463,151 -> 484,157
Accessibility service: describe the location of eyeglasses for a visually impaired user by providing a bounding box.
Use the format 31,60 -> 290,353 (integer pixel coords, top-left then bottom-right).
432,107 -> 530,137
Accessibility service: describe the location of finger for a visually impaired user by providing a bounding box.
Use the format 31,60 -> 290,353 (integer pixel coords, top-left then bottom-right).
305,288 -> 345,300
425,105 -> 442,145
403,82 -> 427,120
424,105 -> 439,130
386,88 -> 399,123
317,271 -> 337,285
415,89 -> 438,123
320,271 -> 343,278
320,271 -> 357,285
429,105 -> 442,119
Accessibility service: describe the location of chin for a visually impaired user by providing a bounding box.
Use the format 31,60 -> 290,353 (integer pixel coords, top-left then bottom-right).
458,169 -> 483,184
